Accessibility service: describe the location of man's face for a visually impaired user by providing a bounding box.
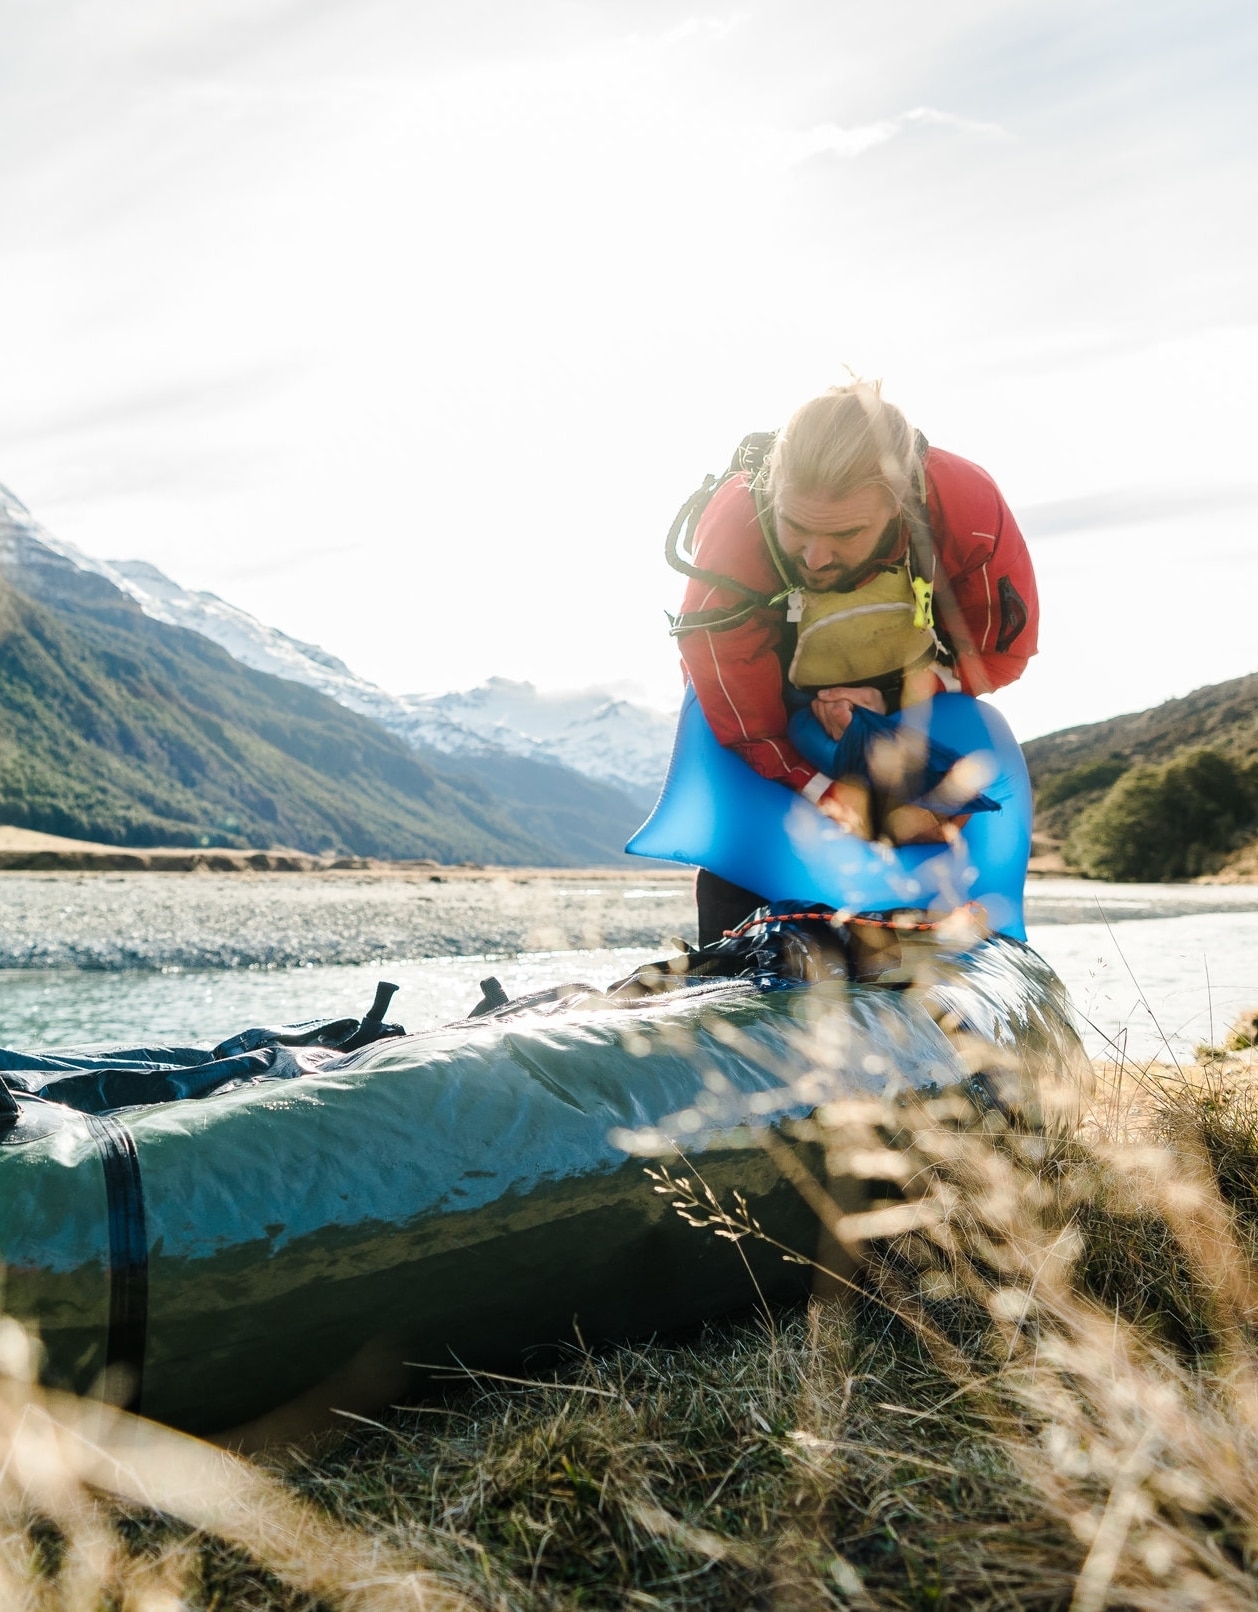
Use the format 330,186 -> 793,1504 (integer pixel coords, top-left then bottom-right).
774,484 -> 899,591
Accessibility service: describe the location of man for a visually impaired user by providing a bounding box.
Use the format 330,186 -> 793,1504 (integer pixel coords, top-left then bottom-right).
669,381 -> 1039,943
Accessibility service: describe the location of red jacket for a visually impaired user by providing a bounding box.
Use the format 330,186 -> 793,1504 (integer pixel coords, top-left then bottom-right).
677,446 -> 1039,795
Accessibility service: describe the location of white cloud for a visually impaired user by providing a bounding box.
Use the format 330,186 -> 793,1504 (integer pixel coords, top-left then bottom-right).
658,14 -> 743,47
1022,484 -> 1258,538
778,104 -> 1009,164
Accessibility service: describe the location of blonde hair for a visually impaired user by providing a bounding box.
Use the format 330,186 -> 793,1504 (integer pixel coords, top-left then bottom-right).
764,381 -> 918,508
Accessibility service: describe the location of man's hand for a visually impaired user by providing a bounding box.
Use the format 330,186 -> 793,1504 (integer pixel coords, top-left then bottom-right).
811,685 -> 886,740
816,778 -> 873,839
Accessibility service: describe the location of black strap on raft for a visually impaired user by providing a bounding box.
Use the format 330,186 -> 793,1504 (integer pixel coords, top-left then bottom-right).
85,1113 -> 149,1411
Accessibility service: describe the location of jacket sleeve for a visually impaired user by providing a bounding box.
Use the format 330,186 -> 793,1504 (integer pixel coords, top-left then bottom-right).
924,450 -> 1040,696
675,477 -> 828,797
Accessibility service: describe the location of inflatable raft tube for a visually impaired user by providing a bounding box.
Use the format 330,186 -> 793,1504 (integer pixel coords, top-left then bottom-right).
627,688 -> 1033,940
0,940 -> 1084,1442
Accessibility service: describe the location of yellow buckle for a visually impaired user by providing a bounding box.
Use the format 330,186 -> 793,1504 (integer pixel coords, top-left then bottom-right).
911,575 -> 935,630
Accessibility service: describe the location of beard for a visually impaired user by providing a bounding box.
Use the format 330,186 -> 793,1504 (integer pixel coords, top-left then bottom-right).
792,516 -> 903,593
796,560 -> 859,591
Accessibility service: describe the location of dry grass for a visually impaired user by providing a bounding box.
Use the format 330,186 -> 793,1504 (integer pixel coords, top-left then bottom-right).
8,1048 -> 1258,1607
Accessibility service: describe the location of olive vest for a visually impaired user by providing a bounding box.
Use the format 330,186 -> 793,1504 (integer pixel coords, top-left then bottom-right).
787,564 -> 939,692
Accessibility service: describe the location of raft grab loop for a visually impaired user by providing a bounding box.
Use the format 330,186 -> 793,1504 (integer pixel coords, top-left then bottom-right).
333,979 -> 402,1051
460,980 -> 601,1024
468,977 -> 511,1017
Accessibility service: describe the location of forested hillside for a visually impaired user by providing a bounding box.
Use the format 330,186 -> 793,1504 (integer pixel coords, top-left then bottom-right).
1026,672 -> 1258,879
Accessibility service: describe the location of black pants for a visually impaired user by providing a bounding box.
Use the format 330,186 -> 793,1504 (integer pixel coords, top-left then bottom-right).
695,869 -> 767,949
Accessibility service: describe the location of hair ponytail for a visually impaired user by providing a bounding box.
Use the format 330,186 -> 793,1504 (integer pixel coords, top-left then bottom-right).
763,380 -> 918,508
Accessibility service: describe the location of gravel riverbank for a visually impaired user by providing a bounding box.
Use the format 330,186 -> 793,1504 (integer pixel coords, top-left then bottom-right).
0,870 -> 698,971
4,870 -> 1258,974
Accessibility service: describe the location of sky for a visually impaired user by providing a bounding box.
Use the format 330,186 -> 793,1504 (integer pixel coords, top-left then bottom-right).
1,0 -> 1255,738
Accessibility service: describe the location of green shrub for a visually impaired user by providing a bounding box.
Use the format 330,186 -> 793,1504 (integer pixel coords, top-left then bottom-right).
1035,753 -> 1129,810
1066,746 -> 1257,880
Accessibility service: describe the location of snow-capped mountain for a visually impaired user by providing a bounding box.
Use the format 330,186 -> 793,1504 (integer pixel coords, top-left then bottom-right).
395,680 -> 678,806
0,485 -> 677,807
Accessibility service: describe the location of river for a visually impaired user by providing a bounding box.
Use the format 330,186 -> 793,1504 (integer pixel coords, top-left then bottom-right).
0,873 -> 1254,1064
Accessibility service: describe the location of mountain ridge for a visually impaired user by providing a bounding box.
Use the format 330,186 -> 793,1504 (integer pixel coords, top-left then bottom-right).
1023,670 -> 1258,777
0,485 -> 646,863
0,485 -> 677,810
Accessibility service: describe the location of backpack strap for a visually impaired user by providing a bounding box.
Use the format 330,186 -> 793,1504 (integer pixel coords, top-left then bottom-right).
902,431 -> 961,668
749,478 -> 796,592
665,433 -> 785,636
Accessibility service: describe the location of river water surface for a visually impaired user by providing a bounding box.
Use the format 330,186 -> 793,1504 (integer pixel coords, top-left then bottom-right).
0,874 -> 1254,1064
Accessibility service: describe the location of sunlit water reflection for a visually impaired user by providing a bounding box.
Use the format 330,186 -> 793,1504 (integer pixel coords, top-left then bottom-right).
0,948 -> 659,1051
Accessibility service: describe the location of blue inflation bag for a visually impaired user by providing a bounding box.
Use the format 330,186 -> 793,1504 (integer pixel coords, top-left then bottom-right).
626,687 -> 1032,940
784,700 -> 1001,818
